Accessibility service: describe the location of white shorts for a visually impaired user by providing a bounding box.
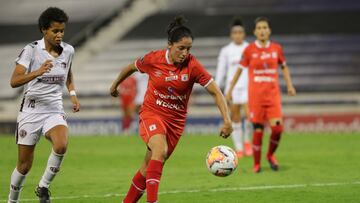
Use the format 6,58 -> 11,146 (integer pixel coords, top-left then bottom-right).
15,112 -> 67,145
231,88 -> 248,105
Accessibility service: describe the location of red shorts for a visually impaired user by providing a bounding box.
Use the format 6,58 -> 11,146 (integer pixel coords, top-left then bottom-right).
249,102 -> 282,124
139,111 -> 184,157
120,94 -> 135,108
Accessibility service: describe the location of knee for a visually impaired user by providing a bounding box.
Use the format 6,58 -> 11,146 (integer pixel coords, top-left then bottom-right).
151,146 -> 168,162
231,112 -> 241,123
17,160 -> 32,175
271,122 -> 284,134
253,123 -> 264,132
53,144 -> 67,155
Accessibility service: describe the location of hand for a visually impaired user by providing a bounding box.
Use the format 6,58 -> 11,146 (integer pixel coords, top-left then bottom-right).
287,85 -> 296,96
70,95 -> 80,112
219,121 -> 233,139
110,83 -> 119,97
35,60 -> 53,76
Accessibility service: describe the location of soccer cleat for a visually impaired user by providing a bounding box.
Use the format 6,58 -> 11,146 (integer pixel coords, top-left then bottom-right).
267,154 -> 279,171
244,142 -> 253,156
236,150 -> 244,158
35,186 -> 51,203
253,164 -> 261,173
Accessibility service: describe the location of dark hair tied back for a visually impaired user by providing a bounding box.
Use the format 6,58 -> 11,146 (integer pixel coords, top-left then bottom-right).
231,16 -> 244,28
167,15 -> 193,43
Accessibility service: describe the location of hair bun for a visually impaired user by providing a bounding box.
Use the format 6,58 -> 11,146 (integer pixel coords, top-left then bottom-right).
167,15 -> 187,35
231,16 -> 243,27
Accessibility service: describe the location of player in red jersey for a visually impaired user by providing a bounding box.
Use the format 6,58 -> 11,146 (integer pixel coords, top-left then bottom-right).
226,17 -> 296,173
118,76 -> 137,134
110,16 -> 232,203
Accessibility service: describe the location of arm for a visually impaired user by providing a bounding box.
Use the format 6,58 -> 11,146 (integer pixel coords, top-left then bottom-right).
10,60 -> 52,88
206,81 -> 233,138
281,64 -> 296,96
66,67 -> 80,112
225,66 -> 243,102
110,63 -> 138,97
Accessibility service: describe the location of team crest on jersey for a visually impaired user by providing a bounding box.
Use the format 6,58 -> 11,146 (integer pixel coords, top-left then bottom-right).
149,124 -> 157,131
252,53 -> 259,58
19,129 -> 27,138
272,52 -> 278,58
61,62 -> 67,69
181,74 -> 189,82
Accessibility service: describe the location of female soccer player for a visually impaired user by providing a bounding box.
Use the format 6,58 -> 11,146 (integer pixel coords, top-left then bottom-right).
226,17 -> 296,173
110,16 -> 233,203
7,7 -> 80,203
215,17 -> 252,158
118,76 -> 137,134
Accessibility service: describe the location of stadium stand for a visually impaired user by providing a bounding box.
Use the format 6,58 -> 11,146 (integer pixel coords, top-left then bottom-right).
0,0 -> 359,133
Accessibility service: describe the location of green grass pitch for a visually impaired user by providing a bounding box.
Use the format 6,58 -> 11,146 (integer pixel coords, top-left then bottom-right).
0,132 -> 359,202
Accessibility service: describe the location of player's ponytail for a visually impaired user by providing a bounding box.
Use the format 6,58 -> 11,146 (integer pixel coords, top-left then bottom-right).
167,15 -> 193,44
230,16 -> 244,28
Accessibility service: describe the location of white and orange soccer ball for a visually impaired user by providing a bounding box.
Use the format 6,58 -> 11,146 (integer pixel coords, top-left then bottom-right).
206,145 -> 238,177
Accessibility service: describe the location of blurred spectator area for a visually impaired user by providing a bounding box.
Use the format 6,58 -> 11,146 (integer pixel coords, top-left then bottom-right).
0,0 -> 359,120
0,0 -> 130,99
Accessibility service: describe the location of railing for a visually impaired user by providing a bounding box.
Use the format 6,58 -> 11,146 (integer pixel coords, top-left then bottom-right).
69,0 -> 133,47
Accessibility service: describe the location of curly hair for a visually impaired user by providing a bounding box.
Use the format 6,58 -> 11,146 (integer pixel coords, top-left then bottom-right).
38,7 -> 68,32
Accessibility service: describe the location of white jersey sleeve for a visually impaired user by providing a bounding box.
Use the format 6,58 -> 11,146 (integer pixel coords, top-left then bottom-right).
215,46 -> 228,88
15,43 -> 35,70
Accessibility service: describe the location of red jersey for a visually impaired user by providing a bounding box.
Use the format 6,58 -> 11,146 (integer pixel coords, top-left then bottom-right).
118,76 -> 137,107
240,41 -> 286,105
135,49 -> 213,122
118,76 -> 137,97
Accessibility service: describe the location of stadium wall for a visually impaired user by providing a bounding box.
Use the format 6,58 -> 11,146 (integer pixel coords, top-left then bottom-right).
1,114 -> 359,135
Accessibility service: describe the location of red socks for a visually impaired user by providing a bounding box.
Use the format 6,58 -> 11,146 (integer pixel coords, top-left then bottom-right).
123,160 -> 164,203
252,131 -> 264,166
267,125 -> 283,157
123,171 -> 146,203
122,116 -> 132,130
146,160 -> 164,203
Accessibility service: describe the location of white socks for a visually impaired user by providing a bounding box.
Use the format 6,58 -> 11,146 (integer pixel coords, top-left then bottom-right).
8,150 -> 64,202
231,122 -> 243,151
243,119 -> 252,143
39,149 -> 64,188
8,168 -> 26,203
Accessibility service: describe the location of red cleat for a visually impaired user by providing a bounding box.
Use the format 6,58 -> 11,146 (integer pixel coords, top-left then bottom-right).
236,151 -> 244,158
267,154 -> 279,171
244,142 -> 253,156
253,164 -> 261,173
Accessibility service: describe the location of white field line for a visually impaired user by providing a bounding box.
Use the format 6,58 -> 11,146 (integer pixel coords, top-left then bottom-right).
1,181 -> 359,202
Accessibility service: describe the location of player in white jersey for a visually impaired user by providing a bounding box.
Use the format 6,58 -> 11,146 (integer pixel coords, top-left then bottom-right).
215,18 -> 252,158
7,7 -> 80,203
134,72 -> 149,108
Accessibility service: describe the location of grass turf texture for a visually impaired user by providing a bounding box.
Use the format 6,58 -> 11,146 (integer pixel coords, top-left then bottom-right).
0,132 -> 359,202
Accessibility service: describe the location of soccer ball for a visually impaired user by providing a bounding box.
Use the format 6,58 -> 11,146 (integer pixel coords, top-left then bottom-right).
206,145 -> 238,177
